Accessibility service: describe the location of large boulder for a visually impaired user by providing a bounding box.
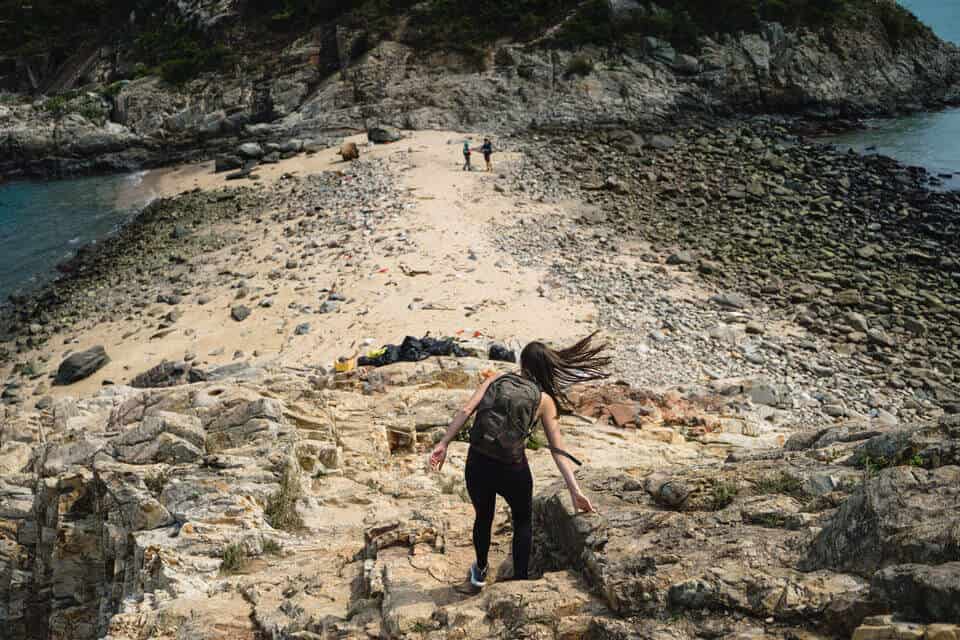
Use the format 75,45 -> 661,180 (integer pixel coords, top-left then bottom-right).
530,470 -> 858,623
339,141 -> 359,161
870,563 -> 960,622
238,142 -> 264,159
367,125 -> 402,144
55,346 -> 109,385
846,417 -> 960,469
800,466 -> 960,576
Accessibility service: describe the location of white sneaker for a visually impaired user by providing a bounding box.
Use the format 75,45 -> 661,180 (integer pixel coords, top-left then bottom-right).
469,562 -> 488,588
455,563 -> 488,595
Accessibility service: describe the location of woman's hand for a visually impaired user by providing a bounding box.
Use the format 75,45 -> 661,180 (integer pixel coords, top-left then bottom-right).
570,490 -> 596,514
429,442 -> 448,472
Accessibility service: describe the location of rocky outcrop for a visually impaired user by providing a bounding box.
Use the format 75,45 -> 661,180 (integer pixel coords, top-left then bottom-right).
0,99 -> 145,178
532,467 -> 865,630
800,466 -> 960,576
171,0 -> 242,30
871,563 -> 960,622
4,6 -> 958,179
698,18 -> 960,114
273,22 -> 960,139
3,347 -> 960,639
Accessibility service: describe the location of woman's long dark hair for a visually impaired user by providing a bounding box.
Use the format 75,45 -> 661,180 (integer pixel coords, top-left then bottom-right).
520,331 -> 611,410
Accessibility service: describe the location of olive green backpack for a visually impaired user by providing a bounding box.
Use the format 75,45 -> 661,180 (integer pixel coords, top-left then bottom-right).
470,373 -> 582,466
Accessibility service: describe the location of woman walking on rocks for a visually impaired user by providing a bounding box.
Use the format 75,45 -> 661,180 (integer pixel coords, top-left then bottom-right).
429,333 -> 609,593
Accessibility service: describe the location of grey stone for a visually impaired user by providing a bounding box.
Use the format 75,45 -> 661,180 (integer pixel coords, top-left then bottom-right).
130,360 -> 192,388
647,134 -> 676,150
750,382 -> 784,407
709,293 -> 749,309
800,466 -> 960,576
673,54 -> 700,74
368,125 -> 402,143
870,562 -> 960,622
238,142 -> 264,158
844,312 -> 869,332
644,473 -> 690,508
55,346 -> 110,385
867,328 -> 896,348
666,251 -> 695,266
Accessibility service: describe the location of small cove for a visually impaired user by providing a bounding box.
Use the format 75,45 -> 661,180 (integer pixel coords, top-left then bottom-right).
0,172 -> 156,304
823,0 -> 960,189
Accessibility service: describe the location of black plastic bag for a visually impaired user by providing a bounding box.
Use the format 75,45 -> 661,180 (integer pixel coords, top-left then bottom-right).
399,336 -> 428,362
489,343 -> 516,363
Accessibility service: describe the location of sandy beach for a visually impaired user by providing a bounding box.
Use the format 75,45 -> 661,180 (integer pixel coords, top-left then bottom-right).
6,131 -> 596,398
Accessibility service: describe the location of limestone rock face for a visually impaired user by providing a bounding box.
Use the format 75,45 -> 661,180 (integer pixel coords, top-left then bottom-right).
532,469 -> 866,626
870,562 -> 960,622
1,357 -> 956,639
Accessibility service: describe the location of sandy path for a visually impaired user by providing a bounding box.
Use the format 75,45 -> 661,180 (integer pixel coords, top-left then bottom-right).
42,132 -> 596,398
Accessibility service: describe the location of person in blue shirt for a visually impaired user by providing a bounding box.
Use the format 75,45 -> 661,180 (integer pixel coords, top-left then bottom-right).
463,140 -> 472,171
481,138 -> 493,172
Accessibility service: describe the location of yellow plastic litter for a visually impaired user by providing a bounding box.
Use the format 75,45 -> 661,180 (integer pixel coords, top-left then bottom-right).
334,357 -> 356,373
366,347 -> 387,359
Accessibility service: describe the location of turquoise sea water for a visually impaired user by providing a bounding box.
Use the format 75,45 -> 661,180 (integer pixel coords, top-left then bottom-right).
825,0 -> 960,185
0,173 -> 152,303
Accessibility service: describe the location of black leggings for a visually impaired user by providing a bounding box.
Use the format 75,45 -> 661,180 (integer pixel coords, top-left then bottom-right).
465,449 -> 533,579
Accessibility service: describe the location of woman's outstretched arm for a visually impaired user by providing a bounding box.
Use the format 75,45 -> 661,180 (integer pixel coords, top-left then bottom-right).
429,374 -> 499,470
540,394 -> 595,513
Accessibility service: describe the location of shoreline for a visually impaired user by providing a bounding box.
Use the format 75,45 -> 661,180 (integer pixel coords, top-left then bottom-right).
2,119 -> 959,416
0,170 -> 168,310
1,122 -> 959,640
0,130 -> 596,400
813,106 -> 960,191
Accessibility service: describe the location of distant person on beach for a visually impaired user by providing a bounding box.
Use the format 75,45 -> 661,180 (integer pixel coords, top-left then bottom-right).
481,138 -> 493,172
463,140 -> 472,171
429,333 -> 609,594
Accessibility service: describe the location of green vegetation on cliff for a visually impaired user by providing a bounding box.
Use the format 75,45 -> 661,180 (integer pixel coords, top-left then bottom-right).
0,0 -> 230,84
555,0 -> 930,51
0,0 -> 131,55
0,0 -> 934,90
133,19 -> 231,83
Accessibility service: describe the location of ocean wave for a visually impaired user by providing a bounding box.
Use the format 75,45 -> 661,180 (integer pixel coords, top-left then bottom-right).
124,170 -> 148,187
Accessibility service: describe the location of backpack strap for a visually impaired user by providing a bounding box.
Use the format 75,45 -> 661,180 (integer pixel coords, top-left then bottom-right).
525,379 -> 584,467
548,446 -> 583,467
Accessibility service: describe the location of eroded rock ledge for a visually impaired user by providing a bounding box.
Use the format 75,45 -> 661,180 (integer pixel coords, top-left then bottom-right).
0,357 -> 958,639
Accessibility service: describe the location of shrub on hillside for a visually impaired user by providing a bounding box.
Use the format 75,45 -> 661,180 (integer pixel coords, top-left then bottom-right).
565,55 -> 595,78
